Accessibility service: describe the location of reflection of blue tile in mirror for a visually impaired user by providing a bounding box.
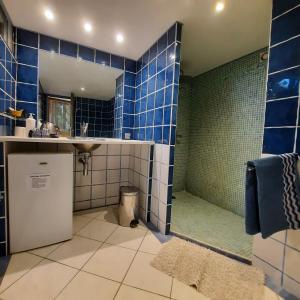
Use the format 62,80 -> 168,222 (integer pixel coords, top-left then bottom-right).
16,28 -> 38,48
263,127 -> 295,154
265,99 -> 298,127
140,98 -> 147,112
142,65 -> 148,82
142,51 -> 149,66
124,86 -> 135,100
0,39 -> 4,61
16,83 -> 37,102
40,35 -> 59,53
125,59 -> 136,73
78,46 -> 94,62
111,54 -> 124,69
269,37 -> 300,73
170,126 -> 176,145
96,50 -> 110,66
140,113 -> 146,127
267,67 -> 300,100
173,84 -> 179,105
168,24 -> 176,46
172,105 -> 177,125
148,77 -> 156,94
60,40 -> 77,58
271,6 -> 300,46
17,45 -> 38,66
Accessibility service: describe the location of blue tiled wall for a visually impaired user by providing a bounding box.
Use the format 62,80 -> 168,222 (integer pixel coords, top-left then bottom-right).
0,35 -> 17,256
263,0 -> 300,154
133,22 -> 181,146
75,97 -> 114,138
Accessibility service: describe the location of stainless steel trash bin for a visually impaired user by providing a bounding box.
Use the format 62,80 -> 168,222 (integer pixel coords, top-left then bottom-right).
119,186 -> 139,227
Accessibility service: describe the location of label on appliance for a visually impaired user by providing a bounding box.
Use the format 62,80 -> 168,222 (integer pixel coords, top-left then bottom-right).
29,174 -> 50,190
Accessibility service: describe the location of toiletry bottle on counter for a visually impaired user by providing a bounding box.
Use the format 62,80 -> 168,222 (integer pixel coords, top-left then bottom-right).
26,113 -> 36,136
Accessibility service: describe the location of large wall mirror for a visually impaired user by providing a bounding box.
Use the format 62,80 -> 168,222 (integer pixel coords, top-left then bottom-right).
38,50 -> 122,137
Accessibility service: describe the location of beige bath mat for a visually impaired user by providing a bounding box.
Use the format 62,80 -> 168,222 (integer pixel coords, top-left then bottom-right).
151,238 -> 265,300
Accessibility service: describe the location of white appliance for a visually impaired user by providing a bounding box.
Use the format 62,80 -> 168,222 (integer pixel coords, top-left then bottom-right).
8,153 -> 73,253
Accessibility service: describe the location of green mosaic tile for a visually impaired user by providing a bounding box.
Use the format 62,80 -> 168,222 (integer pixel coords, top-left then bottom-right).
174,49 -> 268,216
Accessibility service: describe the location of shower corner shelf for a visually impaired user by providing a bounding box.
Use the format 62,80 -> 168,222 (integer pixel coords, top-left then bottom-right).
0,112 -> 26,121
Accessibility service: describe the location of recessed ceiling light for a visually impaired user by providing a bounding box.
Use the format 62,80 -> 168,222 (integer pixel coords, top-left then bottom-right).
116,33 -> 124,43
215,1 -> 225,12
84,23 -> 92,33
44,8 -> 54,20
80,87 -> 85,91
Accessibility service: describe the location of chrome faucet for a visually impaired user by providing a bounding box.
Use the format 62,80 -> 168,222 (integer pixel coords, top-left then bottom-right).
80,122 -> 88,137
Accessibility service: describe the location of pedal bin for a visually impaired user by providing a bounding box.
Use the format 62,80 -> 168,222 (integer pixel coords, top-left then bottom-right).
119,186 -> 139,227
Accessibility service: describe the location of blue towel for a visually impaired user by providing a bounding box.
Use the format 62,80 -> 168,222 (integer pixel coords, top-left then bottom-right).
245,153 -> 300,238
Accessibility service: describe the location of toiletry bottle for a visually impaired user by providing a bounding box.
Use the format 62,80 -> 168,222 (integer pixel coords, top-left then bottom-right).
25,113 -> 36,137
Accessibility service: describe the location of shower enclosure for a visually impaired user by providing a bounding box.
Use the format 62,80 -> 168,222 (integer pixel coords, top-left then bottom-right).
171,49 -> 268,259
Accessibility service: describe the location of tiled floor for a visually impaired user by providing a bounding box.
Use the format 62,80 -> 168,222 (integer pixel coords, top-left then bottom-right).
0,206 -> 281,299
171,191 -> 253,258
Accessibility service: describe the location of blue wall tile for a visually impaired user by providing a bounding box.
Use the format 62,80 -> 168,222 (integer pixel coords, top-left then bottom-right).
263,128 -> 295,154
271,6 -> 300,45
40,35 -> 59,53
0,218 -> 5,242
265,99 -> 298,127
60,40 -> 77,57
267,67 -> 300,99
0,192 -> 4,217
269,37 -> 300,73
17,28 -> 38,48
17,83 -> 37,102
78,46 -> 94,62
17,65 -> 37,84
0,167 -> 3,191
272,0 -> 300,18
17,45 -> 38,66
16,101 -> 37,116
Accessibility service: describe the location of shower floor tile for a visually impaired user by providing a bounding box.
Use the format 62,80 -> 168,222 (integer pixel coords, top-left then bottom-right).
171,191 -> 253,259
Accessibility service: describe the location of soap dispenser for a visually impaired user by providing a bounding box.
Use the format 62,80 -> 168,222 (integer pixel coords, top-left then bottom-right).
25,113 -> 36,137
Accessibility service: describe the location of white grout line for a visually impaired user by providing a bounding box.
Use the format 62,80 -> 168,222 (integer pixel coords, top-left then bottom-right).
272,4 -> 300,21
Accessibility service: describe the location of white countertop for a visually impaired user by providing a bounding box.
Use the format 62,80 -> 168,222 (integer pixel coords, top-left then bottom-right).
0,136 -> 154,145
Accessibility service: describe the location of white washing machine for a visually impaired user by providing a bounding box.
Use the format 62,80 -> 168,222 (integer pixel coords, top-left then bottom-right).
8,152 -> 73,253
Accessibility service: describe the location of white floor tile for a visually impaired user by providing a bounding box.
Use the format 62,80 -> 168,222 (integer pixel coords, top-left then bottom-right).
83,243 -> 136,282
73,215 -> 91,234
171,279 -> 208,300
0,253 -> 42,293
106,226 -> 147,250
56,271 -> 119,300
29,243 -> 62,258
123,251 -> 172,297
0,259 -> 78,300
78,219 -> 118,242
47,236 -> 101,269
115,285 -> 168,300
139,232 -> 164,255
95,205 -> 119,224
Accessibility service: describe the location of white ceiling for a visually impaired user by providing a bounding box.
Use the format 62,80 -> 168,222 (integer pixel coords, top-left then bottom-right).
3,0 -> 272,76
39,51 -> 122,100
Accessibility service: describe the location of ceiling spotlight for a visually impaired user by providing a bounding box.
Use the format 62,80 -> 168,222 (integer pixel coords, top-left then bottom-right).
44,9 -> 54,20
80,87 -> 85,91
116,33 -> 124,43
84,23 -> 92,32
215,1 -> 225,12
